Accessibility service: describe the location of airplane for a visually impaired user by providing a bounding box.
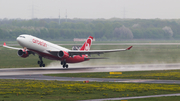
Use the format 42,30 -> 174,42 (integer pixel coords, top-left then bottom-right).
3,34 -> 132,68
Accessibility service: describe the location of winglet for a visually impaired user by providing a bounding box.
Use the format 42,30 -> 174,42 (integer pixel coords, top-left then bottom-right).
126,46 -> 133,50
3,42 -> 6,46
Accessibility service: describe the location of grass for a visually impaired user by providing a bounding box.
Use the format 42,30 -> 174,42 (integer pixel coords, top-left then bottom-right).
45,70 -> 180,80
1,44 -> 180,68
0,79 -> 180,101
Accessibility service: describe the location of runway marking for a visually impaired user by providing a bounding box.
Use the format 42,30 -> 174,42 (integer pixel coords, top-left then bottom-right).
117,79 -> 154,83
80,93 -> 180,101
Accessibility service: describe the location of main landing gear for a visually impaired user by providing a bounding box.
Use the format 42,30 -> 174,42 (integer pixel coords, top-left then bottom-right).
61,60 -> 68,68
38,56 -> 45,67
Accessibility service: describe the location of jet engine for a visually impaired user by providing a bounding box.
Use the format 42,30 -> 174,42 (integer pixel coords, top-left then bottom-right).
17,49 -> 29,58
57,50 -> 69,59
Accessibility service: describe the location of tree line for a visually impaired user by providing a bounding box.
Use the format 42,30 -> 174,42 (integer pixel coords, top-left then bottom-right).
1,18 -> 180,41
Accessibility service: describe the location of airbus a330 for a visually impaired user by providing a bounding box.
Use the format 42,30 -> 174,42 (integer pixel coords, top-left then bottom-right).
3,34 -> 132,68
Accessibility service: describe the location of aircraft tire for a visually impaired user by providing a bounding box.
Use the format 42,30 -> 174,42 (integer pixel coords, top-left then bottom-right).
63,65 -> 65,68
42,64 -> 45,67
66,65 -> 68,68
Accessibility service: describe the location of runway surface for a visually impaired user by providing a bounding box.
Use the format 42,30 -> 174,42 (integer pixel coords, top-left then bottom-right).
0,63 -> 180,84
0,74 -> 180,84
0,63 -> 180,75
80,93 -> 180,101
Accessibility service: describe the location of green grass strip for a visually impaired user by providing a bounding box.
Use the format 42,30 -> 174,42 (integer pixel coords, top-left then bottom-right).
0,79 -> 180,100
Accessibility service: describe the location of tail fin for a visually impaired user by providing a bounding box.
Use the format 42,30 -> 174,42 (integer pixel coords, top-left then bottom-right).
80,36 -> 93,51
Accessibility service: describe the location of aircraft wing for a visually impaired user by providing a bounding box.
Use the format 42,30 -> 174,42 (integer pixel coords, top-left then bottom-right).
47,46 -> 132,57
3,42 -> 21,50
3,42 -> 35,55
68,46 -> 132,56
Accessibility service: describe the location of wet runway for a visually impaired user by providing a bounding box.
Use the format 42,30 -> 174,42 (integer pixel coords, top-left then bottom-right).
0,74 -> 180,84
80,93 -> 180,101
0,63 -> 180,75
0,63 -> 180,84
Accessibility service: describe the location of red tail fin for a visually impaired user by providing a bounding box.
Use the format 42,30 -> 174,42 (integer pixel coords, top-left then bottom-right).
80,36 -> 93,51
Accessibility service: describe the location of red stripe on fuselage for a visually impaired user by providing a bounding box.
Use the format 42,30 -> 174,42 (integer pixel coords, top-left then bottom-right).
28,49 -> 89,63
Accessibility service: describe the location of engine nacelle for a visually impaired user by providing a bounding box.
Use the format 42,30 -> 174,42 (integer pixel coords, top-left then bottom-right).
17,49 -> 29,58
57,50 -> 69,59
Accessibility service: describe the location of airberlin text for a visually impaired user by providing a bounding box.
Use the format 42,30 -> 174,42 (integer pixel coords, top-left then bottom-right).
32,39 -> 47,47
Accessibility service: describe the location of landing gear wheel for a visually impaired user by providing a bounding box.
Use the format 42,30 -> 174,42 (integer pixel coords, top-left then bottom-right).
63,65 -> 66,68
39,63 -> 45,67
62,64 -> 68,68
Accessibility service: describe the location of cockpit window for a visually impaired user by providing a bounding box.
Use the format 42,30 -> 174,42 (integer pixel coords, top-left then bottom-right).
19,36 -> 25,38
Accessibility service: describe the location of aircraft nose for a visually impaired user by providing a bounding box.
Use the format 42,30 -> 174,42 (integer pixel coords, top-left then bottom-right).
16,37 -> 20,42
16,37 -> 22,43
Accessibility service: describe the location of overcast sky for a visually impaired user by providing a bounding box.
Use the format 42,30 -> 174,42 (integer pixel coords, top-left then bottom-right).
0,0 -> 180,19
